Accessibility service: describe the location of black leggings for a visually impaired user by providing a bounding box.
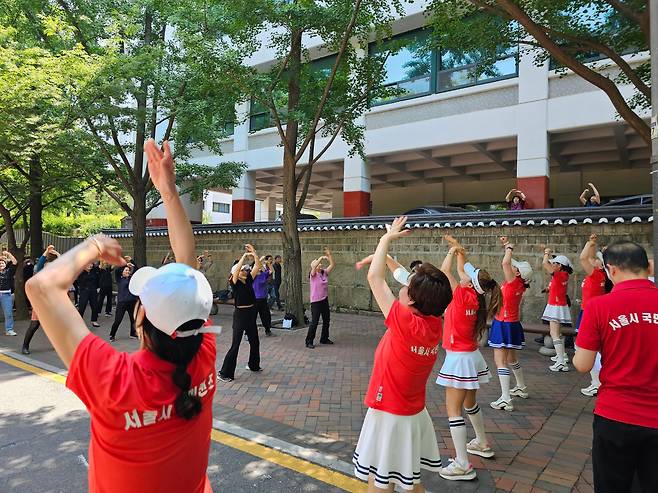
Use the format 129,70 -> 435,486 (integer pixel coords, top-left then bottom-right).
219,306 -> 260,379
22,320 -> 40,349
255,298 -> 271,333
97,286 -> 113,314
110,301 -> 136,338
78,288 -> 99,322
306,298 -> 330,344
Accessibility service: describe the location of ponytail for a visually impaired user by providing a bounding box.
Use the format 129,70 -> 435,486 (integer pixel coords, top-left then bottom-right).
143,317 -> 205,420
474,270 -> 503,341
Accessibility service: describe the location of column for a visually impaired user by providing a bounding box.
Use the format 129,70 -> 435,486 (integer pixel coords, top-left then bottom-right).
232,171 -> 256,223
261,197 -> 278,222
343,154 -> 371,217
516,45 -> 550,209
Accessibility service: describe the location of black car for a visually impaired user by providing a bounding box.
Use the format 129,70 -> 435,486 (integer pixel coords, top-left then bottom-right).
602,194 -> 653,207
402,205 -> 467,215
276,212 -> 318,221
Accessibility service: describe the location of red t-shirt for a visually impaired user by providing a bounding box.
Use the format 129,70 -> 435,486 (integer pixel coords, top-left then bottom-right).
581,268 -> 606,310
67,333 -> 217,493
442,285 -> 479,352
576,279 -> 658,429
496,276 -> 526,322
547,270 -> 569,306
364,300 -> 442,416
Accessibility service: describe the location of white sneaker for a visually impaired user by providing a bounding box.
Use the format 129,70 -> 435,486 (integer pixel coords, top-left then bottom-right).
466,438 -> 495,458
510,386 -> 529,399
439,458 -> 476,481
490,397 -> 514,411
549,361 -> 570,372
4,330 -> 17,336
580,384 -> 599,397
551,354 -> 570,364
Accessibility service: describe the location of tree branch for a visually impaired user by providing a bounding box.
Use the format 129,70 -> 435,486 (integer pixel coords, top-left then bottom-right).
84,117 -> 135,194
296,129 -> 316,213
601,0 -> 648,41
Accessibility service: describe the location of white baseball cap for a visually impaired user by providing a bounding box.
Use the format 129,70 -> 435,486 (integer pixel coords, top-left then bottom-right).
550,255 -> 573,269
511,259 -> 533,281
231,263 -> 252,275
464,262 -> 485,295
129,263 -> 221,338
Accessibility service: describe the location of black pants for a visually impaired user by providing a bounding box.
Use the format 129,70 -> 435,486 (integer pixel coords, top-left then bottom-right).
97,286 -> 113,314
22,320 -> 40,349
78,288 -> 99,322
110,301 -> 136,338
268,283 -> 282,309
306,298 -> 330,345
219,306 -> 260,379
255,298 -> 271,333
593,414 -> 658,493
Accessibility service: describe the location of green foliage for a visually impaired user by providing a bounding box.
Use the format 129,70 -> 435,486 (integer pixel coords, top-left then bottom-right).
428,0 -> 650,114
42,211 -> 123,237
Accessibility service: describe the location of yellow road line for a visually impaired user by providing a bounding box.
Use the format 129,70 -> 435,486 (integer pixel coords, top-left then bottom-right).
0,352 -> 366,492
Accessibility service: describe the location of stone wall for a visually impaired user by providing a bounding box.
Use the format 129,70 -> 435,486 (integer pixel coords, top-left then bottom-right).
114,222 -> 653,323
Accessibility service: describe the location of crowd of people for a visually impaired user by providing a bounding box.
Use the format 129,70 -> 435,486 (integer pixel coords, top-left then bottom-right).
1,140 -> 653,493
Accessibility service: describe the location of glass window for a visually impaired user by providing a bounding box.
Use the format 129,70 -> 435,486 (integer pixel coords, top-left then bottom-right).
212,202 -> 230,214
371,30 -> 433,104
438,47 -> 517,92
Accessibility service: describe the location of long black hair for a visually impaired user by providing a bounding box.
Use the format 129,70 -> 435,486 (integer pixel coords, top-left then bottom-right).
142,317 -> 205,420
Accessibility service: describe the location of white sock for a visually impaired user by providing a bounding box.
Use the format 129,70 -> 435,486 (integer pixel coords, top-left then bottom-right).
497,368 -> 511,401
465,404 -> 488,446
448,417 -> 469,466
510,361 -> 525,388
590,368 -> 601,387
553,339 -> 565,364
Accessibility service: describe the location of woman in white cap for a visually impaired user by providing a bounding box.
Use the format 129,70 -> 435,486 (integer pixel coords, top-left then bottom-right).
489,237 -> 533,411
541,247 -> 574,372
26,139 -> 221,493
437,235 -> 501,481
218,245 -> 263,382
577,235 -> 609,396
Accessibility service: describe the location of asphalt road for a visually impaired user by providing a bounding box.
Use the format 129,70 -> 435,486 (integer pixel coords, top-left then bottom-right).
0,360 -> 346,493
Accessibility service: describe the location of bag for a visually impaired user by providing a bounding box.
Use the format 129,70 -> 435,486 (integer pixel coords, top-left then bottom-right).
283,312 -> 298,328
282,319 -> 293,329
215,289 -> 233,302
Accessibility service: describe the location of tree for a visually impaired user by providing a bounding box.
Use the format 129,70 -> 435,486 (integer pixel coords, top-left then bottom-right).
11,0 -> 246,265
428,0 -> 651,145
187,0 -> 403,323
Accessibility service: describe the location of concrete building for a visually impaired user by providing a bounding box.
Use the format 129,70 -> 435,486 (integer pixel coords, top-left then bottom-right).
185,3 -> 650,223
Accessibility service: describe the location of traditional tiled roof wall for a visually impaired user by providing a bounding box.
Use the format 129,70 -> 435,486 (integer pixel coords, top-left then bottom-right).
107,206 -> 653,321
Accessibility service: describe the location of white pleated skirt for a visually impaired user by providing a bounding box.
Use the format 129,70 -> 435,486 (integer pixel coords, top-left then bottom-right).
353,407 -> 441,490
436,349 -> 491,389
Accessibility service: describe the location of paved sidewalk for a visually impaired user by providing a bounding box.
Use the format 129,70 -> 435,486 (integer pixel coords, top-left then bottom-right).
3,306 -> 599,492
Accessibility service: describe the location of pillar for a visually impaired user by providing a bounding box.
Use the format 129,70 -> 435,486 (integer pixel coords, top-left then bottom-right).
343,155 -> 370,217
516,43 -> 550,209
232,171 -> 255,223
262,197 -> 278,222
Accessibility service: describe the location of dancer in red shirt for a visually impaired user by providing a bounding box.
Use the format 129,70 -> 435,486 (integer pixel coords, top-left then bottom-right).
353,216 -> 452,493
26,140 -> 221,493
577,235 -> 609,396
489,237 -> 532,411
541,248 -> 573,372
437,235 -> 502,481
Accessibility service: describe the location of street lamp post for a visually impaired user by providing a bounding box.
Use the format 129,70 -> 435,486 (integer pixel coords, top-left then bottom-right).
652,2 -> 658,286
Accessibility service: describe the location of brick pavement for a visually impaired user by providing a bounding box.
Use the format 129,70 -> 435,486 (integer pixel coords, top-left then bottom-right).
4,306 -> 600,492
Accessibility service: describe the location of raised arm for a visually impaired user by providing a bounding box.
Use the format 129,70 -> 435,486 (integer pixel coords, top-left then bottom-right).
441,235 -> 463,292
589,183 -> 600,202
500,236 -> 516,283
248,244 -> 262,277
579,188 -> 589,206
145,139 -> 196,268
367,217 -> 411,318
231,252 -> 250,284
542,247 -> 553,274
2,250 -> 17,265
25,236 -> 125,367
579,234 -> 597,276
505,189 -> 515,202
517,189 -> 526,201
356,254 -> 404,274
323,247 -> 336,274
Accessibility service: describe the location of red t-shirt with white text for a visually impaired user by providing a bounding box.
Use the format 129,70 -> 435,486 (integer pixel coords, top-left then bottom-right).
442,286 -> 479,352
547,270 -> 569,306
496,276 -> 526,322
67,333 -> 217,493
364,301 -> 442,416
581,268 -> 606,310
576,279 -> 658,429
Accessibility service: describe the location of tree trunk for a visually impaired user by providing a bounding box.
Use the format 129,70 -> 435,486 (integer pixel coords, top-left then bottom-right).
132,189 -> 148,266
29,155 -> 43,257
281,30 -> 305,325
10,246 -> 28,320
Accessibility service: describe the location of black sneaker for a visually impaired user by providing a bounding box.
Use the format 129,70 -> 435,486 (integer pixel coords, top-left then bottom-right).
320,339 -> 334,345
306,343 -> 315,349
265,330 -> 275,337
21,346 -> 30,355
109,336 -> 116,342
534,336 -> 544,344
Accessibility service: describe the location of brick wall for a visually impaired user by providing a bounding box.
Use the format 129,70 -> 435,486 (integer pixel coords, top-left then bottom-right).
115,223 -> 653,322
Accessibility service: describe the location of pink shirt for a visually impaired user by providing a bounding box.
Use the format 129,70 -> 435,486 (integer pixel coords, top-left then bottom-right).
309,270 -> 329,303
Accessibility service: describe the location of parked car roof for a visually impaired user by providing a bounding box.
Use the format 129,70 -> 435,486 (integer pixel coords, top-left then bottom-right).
603,194 -> 652,207
402,205 -> 467,215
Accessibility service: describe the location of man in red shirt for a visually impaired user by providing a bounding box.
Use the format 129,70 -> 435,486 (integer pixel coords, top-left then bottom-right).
26,140 -> 221,493
574,241 -> 658,493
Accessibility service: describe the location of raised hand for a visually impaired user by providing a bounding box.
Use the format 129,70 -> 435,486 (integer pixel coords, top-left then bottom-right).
384,216 -> 411,241
589,234 -> 598,244
499,236 -> 509,246
245,244 -> 256,254
87,235 -> 126,267
145,139 -> 176,197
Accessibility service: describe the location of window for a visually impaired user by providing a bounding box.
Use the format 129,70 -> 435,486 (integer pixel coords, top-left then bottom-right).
212,202 -> 230,214
371,30 -> 434,104
221,121 -> 235,136
438,47 -> 518,92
